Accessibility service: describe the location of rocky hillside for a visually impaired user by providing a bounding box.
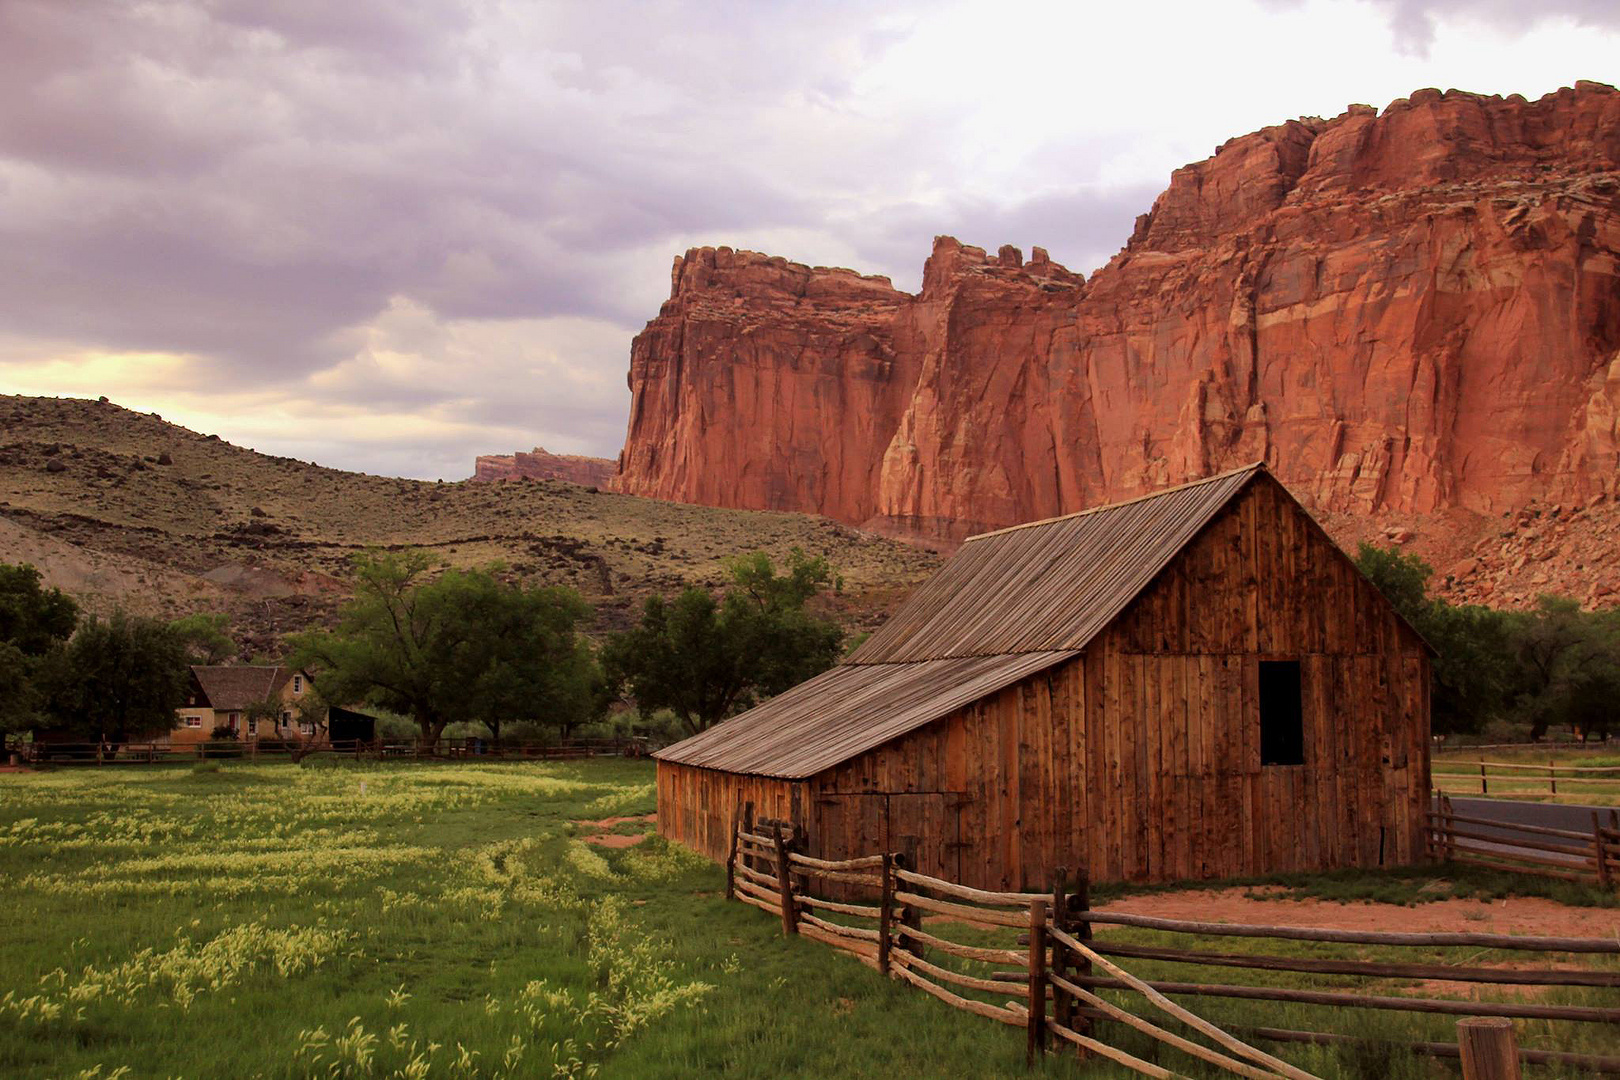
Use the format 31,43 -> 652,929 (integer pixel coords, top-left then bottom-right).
613,83 -> 1620,607
0,396 -> 938,658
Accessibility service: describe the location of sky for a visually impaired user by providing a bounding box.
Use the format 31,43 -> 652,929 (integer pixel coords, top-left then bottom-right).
2,0 -> 1617,480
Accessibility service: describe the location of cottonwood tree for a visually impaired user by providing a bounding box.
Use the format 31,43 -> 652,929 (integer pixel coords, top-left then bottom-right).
36,611 -> 190,743
0,563 -> 78,740
168,612 -> 236,664
289,550 -> 601,750
603,548 -> 844,736
1354,543 -> 1515,736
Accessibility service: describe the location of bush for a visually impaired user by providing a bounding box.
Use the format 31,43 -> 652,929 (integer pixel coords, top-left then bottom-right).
201,739 -> 242,759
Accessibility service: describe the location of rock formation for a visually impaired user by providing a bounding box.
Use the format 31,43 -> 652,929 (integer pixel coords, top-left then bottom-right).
473,447 -> 617,488
613,83 -> 1620,596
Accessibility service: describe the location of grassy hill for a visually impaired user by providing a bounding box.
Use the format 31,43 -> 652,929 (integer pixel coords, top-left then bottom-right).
0,396 -> 939,657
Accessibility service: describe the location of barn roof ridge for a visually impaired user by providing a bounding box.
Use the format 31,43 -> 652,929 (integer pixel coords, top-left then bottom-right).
964,460 -> 1268,542
844,462 -> 1265,665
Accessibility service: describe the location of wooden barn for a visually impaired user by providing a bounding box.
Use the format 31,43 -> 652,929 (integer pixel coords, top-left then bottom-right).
655,463 -> 1433,889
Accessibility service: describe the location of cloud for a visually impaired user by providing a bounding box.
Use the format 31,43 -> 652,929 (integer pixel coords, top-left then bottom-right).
0,0 -> 1615,475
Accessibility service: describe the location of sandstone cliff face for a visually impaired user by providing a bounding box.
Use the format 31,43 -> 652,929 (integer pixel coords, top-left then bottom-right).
614,84 -> 1620,585
473,447 -> 616,488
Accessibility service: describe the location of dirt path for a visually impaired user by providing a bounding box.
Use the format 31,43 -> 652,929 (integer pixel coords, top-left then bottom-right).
1100,886 -> 1620,940
574,812 -> 657,848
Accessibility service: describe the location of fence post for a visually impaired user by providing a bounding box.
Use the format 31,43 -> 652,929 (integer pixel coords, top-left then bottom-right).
1443,794 -> 1457,863
772,821 -> 797,936
878,852 -> 894,975
1549,759 -> 1557,797
894,853 -> 921,961
1051,866 -> 1071,1033
1073,870 -> 1093,1043
1479,759 -> 1487,795
1026,898 -> 1048,1065
724,802 -> 741,901
1457,1016 -> 1520,1080
1594,811 -> 1611,888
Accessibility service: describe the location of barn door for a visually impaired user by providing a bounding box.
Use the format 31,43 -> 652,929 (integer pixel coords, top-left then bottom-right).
887,794 -> 960,883
811,793 -> 888,862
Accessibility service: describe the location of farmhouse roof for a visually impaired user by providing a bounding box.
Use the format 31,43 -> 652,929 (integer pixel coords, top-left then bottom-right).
190,665 -> 297,710
658,462 -> 1276,778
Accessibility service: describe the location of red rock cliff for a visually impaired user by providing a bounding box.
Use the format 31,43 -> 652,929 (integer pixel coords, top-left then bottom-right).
473,447 -> 616,487
614,84 -> 1620,558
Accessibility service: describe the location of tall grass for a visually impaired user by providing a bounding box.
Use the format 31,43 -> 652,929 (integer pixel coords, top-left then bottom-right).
4,761 -> 1614,1078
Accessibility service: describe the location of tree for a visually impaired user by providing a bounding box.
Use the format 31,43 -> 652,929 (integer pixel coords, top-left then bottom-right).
0,562 -> 78,740
288,550 -> 601,749
1509,595 -> 1618,741
168,612 -> 236,664
36,610 -> 190,742
0,563 -> 78,656
1354,543 -> 1513,736
603,548 -> 844,736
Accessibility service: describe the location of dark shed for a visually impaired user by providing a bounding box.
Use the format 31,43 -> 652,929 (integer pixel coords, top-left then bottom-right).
327,706 -> 377,743
656,463 -> 1433,889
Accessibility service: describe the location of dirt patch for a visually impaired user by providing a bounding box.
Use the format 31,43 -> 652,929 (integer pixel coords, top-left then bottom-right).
1099,887 -> 1620,940
571,813 -> 657,830
582,832 -> 648,849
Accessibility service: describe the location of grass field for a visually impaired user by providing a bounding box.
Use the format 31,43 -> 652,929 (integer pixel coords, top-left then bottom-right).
1433,745 -> 1620,804
4,760 -> 1618,1079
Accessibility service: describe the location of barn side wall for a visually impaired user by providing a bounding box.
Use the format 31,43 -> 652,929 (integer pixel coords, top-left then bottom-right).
804,474 -> 1431,891
655,760 -> 798,862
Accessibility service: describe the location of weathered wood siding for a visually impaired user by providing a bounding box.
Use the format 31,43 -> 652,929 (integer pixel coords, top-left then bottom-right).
656,760 -> 799,861
659,474 -> 1431,890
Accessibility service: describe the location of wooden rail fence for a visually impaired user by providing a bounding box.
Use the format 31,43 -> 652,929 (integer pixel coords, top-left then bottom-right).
726,802 -> 1620,1077
11,736 -> 647,766
1434,758 -> 1620,799
1427,793 -> 1620,887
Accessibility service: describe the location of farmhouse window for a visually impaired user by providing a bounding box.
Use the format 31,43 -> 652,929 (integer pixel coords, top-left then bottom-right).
1258,659 -> 1305,766
185,716 -> 202,728
293,675 -> 303,694
247,718 -> 258,736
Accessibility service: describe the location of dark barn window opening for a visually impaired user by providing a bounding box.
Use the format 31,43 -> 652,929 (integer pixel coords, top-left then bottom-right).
1259,659 -> 1305,766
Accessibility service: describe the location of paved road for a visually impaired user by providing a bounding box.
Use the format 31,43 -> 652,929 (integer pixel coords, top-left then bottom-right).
1433,795 -> 1613,865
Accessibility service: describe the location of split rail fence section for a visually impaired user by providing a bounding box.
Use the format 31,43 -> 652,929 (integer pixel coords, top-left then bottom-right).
14,736 -> 647,766
727,804 -> 1620,1078
1428,793 -> 1620,887
1433,758 -> 1620,800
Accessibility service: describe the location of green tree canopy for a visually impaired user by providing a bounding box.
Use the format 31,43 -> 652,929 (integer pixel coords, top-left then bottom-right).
1354,543 -> 1514,736
0,562 -> 79,738
36,610 -> 190,742
288,550 -> 601,748
0,563 -> 78,656
168,612 -> 236,664
603,548 -> 844,736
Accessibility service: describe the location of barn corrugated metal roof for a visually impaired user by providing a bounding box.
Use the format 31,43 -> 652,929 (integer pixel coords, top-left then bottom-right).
845,462 -> 1263,663
657,463 -> 1269,778
652,649 -> 1078,778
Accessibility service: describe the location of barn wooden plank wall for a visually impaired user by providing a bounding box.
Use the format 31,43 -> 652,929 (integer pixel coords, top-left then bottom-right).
658,474 -> 1431,890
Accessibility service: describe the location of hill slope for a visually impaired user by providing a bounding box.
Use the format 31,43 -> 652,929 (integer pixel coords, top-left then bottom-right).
0,396 -> 938,658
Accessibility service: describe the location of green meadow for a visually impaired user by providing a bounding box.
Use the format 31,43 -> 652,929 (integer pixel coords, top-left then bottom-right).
3,759 -> 1617,1078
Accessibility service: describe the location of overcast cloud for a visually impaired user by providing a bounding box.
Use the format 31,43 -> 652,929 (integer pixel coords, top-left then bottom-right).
1,0 -> 1616,478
